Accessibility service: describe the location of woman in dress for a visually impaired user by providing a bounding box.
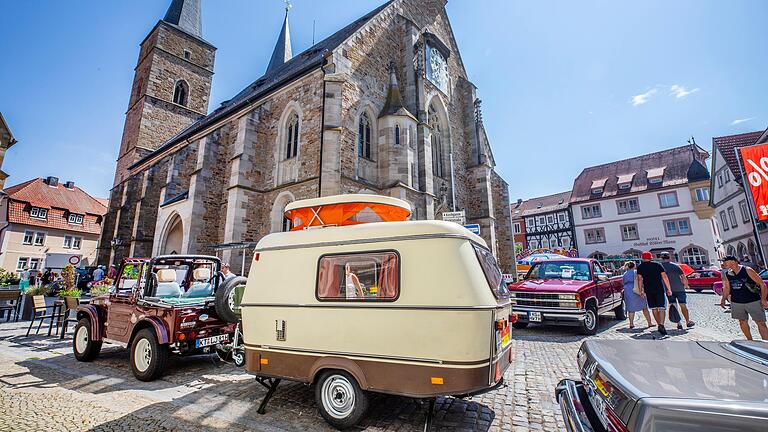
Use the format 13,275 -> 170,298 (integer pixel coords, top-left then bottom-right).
623,261 -> 652,328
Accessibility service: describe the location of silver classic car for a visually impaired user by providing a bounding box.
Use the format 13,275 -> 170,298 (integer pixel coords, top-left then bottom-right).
556,339 -> 768,431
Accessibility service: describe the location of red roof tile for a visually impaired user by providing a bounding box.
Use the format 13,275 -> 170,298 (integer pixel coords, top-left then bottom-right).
713,131 -> 763,179
4,178 -> 108,216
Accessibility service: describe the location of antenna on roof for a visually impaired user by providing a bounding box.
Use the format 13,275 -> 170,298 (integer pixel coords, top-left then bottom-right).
313,19 -> 316,45
283,0 -> 292,13
687,136 -> 696,146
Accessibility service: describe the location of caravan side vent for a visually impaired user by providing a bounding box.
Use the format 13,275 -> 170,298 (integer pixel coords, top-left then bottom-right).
275,319 -> 286,341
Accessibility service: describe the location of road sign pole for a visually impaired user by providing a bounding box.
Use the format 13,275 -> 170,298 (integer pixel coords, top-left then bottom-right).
735,148 -> 766,264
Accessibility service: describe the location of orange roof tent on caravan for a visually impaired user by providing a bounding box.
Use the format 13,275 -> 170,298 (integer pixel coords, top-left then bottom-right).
284,194 -> 411,230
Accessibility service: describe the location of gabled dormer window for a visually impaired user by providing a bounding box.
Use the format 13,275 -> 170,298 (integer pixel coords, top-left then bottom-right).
646,167 -> 666,185
590,178 -> 607,195
68,213 -> 84,224
30,207 -> 48,220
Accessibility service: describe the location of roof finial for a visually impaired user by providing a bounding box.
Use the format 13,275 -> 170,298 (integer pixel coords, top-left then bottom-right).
284,0 -> 292,14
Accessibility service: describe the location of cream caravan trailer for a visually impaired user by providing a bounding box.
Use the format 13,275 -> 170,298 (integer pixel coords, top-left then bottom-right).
239,195 -> 513,429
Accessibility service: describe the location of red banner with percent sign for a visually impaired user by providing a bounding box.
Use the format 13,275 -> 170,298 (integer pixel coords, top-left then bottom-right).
738,144 -> 768,221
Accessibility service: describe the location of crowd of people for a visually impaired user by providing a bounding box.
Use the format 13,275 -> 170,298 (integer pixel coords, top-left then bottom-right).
622,252 -> 768,340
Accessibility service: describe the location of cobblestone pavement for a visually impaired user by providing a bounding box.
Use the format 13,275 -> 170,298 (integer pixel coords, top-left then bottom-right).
0,291 -> 746,432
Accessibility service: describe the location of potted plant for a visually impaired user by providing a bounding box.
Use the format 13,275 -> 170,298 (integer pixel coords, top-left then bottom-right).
20,284 -> 50,320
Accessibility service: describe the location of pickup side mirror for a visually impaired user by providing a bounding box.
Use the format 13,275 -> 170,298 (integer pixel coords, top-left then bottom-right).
595,273 -> 609,282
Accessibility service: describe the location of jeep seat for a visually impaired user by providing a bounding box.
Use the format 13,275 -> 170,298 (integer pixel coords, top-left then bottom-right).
155,268 -> 183,297
184,268 -> 213,298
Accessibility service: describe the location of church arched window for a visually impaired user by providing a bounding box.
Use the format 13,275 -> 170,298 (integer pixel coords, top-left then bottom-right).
173,80 -> 189,106
395,124 -> 401,147
428,104 -> 444,178
285,113 -> 299,159
358,112 -> 372,159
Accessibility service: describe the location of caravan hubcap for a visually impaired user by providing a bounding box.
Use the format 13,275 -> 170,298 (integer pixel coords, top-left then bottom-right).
321,375 -> 355,419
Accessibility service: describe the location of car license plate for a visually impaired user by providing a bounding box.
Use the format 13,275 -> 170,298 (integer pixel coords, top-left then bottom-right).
529,311 -> 542,322
195,334 -> 229,348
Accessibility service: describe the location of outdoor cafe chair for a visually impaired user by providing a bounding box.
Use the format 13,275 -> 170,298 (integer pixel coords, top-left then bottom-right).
59,296 -> 80,339
0,289 -> 22,322
25,295 -> 60,337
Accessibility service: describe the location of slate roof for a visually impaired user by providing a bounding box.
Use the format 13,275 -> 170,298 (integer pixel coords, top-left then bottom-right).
4,178 -> 108,216
513,191 -> 572,218
571,144 -> 709,204
713,131 -> 762,178
131,0 -> 395,171
163,0 -> 203,39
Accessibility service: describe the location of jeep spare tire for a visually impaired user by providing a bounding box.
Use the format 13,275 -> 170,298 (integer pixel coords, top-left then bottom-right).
216,276 -> 246,323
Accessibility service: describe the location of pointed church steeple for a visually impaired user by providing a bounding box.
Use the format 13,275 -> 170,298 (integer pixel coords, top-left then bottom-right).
266,4 -> 293,73
163,0 -> 203,39
380,62 -> 414,119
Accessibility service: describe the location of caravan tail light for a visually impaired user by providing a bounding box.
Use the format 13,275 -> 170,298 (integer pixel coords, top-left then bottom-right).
254,253 -> 260,262
495,319 -> 507,331
494,363 -> 501,382
430,377 -> 444,385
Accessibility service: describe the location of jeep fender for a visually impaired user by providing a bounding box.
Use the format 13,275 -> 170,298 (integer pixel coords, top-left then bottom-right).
76,305 -> 103,341
308,356 -> 369,390
130,316 -> 170,345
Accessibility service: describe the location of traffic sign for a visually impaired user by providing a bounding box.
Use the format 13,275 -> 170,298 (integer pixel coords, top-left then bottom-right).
442,210 -> 466,225
464,223 -> 480,235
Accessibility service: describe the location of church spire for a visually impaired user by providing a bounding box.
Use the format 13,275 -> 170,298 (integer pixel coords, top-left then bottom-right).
163,0 -> 203,39
266,2 -> 293,73
380,62 -> 414,119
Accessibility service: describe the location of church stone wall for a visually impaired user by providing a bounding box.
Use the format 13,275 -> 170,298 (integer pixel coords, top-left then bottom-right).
492,171 -> 514,273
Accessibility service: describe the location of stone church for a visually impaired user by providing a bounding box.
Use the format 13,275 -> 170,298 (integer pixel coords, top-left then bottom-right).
100,0 -> 515,272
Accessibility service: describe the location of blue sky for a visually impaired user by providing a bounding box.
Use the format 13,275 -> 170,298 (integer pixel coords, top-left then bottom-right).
2,0 -> 767,201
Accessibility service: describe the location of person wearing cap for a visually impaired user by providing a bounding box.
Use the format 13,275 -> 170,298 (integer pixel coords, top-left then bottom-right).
221,263 -> 237,281
660,252 -> 694,330
636,251 -> 673,336
720,255 -> 768,340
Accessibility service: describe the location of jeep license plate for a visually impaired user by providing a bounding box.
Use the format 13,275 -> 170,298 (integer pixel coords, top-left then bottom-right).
195,334 -> 229,348
528,311 -> 542,322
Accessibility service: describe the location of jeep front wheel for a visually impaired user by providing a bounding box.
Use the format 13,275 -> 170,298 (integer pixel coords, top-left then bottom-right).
130,328 -> 169,381
73,318 -> 102,362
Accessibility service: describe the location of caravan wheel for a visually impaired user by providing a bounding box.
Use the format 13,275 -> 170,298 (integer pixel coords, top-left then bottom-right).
315,370 -> 369,429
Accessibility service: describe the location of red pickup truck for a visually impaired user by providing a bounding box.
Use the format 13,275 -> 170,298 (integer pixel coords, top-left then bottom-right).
508,258 -> 625,335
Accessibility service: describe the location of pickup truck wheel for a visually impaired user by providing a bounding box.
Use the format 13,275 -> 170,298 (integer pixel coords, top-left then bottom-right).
73,318 -> 102,362
614,300 -> 627,320
512,322 -> 529,330
315,370 -> 369,430
580,304 -> 598,335
130,328 -> 169,382
215,276 -> 247,324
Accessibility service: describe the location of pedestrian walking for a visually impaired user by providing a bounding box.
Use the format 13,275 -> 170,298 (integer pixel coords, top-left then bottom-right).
221,263 -> 237,281
92,265 -> 105,282
41,268 -> 52,286
636,251 -> 673,336
659,253 -> 695,330
741,255 -> 759,271
622,261 -> 651,329
720,255 -> 768,340
19,267 -> 30,292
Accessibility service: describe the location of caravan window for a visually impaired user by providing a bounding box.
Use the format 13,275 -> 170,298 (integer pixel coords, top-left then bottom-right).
316,251 -> 400,301
472,243 -> 509,299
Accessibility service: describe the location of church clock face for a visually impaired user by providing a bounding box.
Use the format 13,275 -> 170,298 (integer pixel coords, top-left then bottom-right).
427,44 -> 449,94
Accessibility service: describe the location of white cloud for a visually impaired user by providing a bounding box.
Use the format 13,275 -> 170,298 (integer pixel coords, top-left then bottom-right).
631,88 -> 657,106
669,84 -> 699,99
731,117 -> 755,126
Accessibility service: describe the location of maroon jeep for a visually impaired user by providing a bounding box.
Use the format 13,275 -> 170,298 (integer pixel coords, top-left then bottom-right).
508,258 -> 625,335
73,255 -> 240,381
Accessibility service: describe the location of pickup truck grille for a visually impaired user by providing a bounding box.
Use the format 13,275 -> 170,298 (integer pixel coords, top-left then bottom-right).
515,293 -> 561,308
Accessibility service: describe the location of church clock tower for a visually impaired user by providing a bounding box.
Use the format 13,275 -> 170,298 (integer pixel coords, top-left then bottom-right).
113,0 -> 216,186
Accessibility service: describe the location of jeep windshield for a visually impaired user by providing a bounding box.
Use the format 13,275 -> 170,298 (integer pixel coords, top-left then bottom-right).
526,261 -> 591,281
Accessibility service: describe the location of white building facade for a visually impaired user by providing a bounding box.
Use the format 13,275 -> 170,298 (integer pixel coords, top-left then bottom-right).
710,131 -> 764,262
572,144 -> 719,268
